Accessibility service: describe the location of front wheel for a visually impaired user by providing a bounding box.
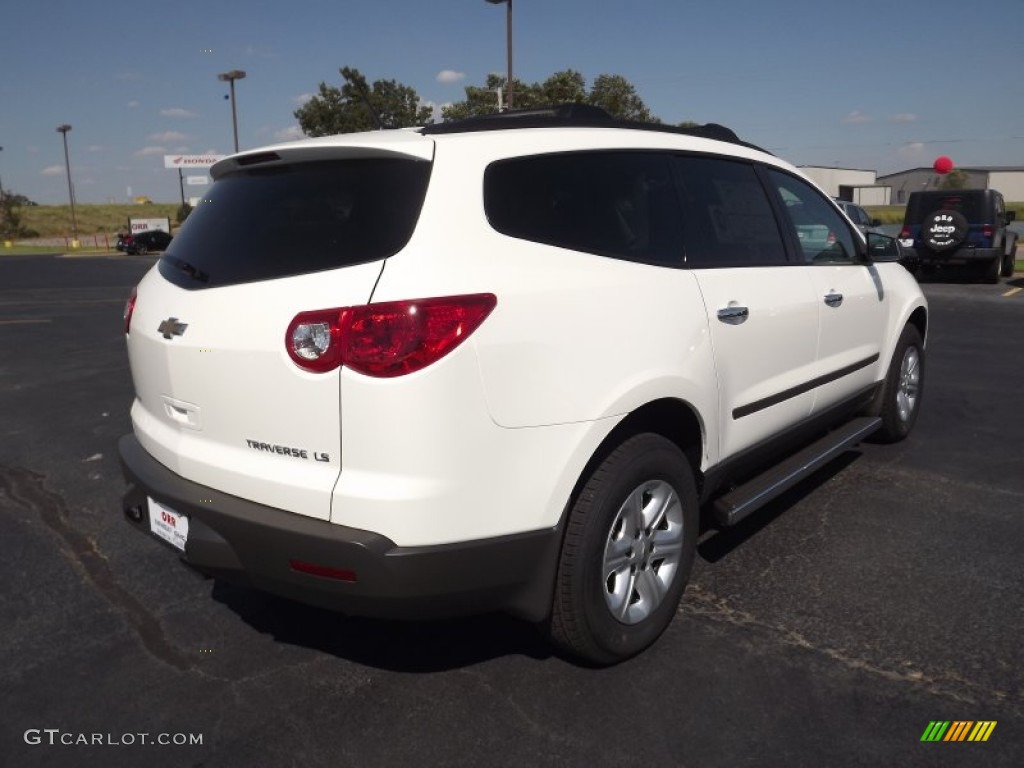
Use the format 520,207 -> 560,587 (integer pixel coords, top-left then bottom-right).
867,324 -> 925,443
548,433 -> 698,665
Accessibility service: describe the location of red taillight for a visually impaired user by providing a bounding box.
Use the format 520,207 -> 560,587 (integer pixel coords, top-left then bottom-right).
982,224 -> 993,239
124,285 -> 137,334
826,231 -> 836,245
286,293 -> 497,377
899,226 -> 911,239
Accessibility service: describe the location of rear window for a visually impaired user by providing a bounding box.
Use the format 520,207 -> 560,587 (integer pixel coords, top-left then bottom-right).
159,157 -> 430,289
906,193 -> 986,224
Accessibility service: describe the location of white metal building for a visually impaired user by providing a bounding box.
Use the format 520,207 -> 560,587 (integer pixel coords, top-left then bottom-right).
876,167 -> 1024,204
798,166 -> 890,205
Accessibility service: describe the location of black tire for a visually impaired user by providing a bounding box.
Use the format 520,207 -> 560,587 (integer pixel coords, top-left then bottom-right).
548,433 -> 698,665
985,254 -> 1002,284
1000,251 -> 1015,278
137,244 -> 148,255
921,209 -> 968,252
867,324 -> 925,443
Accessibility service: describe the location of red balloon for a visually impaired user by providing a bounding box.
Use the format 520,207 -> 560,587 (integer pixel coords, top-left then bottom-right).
933,156 -> 954,175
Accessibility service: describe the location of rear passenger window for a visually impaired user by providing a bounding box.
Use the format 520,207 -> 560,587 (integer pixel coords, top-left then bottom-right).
768,170 -> 857,264
485,152 -> 684,266
671,156 -> 787,266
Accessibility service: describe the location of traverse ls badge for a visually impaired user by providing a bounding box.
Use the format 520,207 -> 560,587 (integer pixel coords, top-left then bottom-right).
158,317 -> 188,339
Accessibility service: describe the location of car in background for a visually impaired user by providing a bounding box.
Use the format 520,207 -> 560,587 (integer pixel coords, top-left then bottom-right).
125,230 -> 173,255
835,200 -> 883,235
898,190 -> 1018,282
115,232 -> 134,252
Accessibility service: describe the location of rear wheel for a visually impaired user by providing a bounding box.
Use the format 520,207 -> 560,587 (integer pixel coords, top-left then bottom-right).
986,254 -> 1001,284
1000,251 -> 1015,278
868,324 -> 924,443
548,433 -> 698,665
136,244 -> 148,255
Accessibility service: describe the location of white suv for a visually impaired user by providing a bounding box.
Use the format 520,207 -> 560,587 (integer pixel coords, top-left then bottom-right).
120,106 -> 927,664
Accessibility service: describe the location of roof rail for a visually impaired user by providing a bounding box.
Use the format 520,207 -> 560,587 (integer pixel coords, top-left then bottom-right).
419,103 -> 766,153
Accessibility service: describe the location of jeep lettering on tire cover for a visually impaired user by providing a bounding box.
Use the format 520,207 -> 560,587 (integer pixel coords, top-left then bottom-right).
922,209 -> 968,252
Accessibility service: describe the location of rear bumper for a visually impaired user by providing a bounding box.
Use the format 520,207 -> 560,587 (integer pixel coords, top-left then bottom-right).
905,246 -> 1003,264
118,434 -> 559,622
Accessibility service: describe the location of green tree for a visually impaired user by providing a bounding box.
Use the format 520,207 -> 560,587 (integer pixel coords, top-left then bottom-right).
294,67 -> 433,137
442,70 -> 657,122
939,168 -> 970,190
586,74 -> 654,122
0,192 -> 31,239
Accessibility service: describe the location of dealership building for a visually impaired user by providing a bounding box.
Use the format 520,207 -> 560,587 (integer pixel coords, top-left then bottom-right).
799,165 -> 1024,205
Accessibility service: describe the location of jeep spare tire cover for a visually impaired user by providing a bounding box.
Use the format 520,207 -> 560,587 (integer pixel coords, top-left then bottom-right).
922,209 -> 968,251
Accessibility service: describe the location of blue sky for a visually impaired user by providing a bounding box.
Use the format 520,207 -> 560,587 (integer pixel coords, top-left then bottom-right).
2,0 -> 1021,204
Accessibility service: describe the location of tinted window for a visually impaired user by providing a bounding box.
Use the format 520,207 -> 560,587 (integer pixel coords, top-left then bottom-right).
672,156 -> 787,266
906,192 -> 986,223
159,158 -> 430,289
485,152 -> 684,266
768,170 -> 857,264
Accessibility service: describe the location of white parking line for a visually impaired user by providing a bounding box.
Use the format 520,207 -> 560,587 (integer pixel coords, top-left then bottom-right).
1003,287 -> 1022,298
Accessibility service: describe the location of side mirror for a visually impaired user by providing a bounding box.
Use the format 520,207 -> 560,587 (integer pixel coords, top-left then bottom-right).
865,232 -> 903,262
1006,211 -> 1016,223
870,218 -> 882,227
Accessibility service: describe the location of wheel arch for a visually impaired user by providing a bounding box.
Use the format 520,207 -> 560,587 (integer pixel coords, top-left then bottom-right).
567,398 -> 706,518
907,304 -> 928,346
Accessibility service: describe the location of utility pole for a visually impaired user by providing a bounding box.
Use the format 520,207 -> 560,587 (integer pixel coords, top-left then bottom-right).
56,124 -> 79,244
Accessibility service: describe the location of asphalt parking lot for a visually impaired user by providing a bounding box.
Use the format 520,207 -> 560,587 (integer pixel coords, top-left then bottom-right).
1,254 -> 1021,768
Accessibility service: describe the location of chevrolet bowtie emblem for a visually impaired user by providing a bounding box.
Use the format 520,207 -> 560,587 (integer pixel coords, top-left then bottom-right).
158,317 -> 188,339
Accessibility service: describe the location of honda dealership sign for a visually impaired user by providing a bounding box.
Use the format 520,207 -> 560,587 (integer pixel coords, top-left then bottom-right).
163,154 -> 226,169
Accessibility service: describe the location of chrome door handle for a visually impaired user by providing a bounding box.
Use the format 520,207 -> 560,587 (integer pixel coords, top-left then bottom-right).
824,292 -> 843,307
717,306 -> 749,324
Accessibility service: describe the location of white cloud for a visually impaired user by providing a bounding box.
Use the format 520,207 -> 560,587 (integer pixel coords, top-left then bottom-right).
86,145 -> 104,152
436,69 -> 466,84
160,107 -> 198,118
173,145 -> 189,152
842,110 -> 872,124
127,100 -> 140,109
292,93 -> 314,105
149,131 -> 188,142
891,113 -> 918,123
27,145 -> 40,154
898,142 -> 926,158
274,125 -> 305,141
134,146 -> 168,157
40,165 -> 64,176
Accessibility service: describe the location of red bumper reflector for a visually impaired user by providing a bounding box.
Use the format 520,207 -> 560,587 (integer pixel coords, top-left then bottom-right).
289,559 -> 358,582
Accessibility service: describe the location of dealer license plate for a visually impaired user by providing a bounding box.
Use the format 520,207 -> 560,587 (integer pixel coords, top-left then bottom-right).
147,497 -> 189,552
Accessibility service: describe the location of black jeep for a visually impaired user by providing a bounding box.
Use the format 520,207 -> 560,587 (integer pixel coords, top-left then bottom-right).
899,189 -> 1017,282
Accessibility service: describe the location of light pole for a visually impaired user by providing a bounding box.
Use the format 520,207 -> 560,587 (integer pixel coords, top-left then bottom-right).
0,145 -> 6,241
486,0 -> 513,109
217,69 -> 247,153
56,124 -> 78,243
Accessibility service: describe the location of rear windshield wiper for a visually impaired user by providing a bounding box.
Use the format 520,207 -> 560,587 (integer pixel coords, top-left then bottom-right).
165,255 -> 209,283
